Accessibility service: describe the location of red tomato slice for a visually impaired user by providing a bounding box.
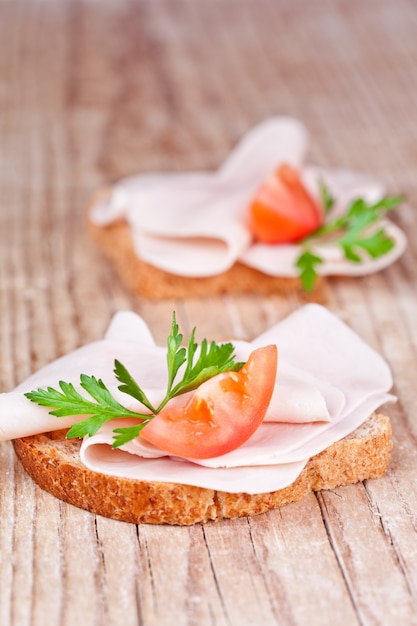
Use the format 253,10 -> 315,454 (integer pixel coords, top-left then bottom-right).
140,344 -> 278,459
249,163 -> 323,244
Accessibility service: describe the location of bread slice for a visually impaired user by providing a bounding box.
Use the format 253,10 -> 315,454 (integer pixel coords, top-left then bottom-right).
12,412 -> 392,525
87,194 -> 324,299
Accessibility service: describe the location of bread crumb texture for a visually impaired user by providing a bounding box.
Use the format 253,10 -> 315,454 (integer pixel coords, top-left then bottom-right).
12,413 -> 392,525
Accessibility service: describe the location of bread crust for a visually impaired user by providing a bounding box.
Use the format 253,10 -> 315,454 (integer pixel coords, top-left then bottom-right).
87,190 -> 324,300
12,413 -> 392,525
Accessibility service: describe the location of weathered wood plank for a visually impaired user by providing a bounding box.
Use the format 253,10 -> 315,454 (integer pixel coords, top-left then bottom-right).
58,505 -> 104,626
318,483 -> 417,625
0,442 -> 16,626
31,489 -> 63,626
134,523 -> 228,626
203,503 -> 359,626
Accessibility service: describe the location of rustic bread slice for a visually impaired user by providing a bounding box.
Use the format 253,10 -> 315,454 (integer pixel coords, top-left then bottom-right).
87,192 -> 324,300
12,413 -> 392,525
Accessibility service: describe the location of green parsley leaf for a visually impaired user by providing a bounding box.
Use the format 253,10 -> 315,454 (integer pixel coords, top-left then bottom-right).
372,196 -> 404,211
25,313 -> 244,448
24,376 -> 143,439
170,337 -> 243,399
294,186 -> 403,290
295,249 -> 324,292
155,319 -> 244,411
114,359 -> 156,413
166,312 -> 187,393
340,228 -> 395,262
111,423 -> 149,448
319,179 -> 336,215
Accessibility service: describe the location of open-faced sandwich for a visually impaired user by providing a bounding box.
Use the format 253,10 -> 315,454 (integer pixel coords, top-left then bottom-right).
87,117 -> 406,298
0,305 -> 394,525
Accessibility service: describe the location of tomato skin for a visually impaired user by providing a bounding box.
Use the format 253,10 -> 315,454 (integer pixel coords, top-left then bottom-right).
249,163 -> 323,244
140,345 -> 278,459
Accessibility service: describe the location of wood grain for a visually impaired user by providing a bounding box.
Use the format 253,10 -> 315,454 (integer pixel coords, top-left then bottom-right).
1,0 -> 417,624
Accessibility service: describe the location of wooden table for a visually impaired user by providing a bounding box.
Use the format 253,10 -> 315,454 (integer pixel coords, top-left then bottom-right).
1,1 -> 417,624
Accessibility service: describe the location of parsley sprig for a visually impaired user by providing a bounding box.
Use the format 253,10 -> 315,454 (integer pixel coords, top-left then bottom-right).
295,184 -> 403,291
25,313 -> 244,448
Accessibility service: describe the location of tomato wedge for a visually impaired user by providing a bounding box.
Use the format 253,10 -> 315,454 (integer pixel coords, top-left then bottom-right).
140,344 -> 278,459
248,163 -> 323,244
